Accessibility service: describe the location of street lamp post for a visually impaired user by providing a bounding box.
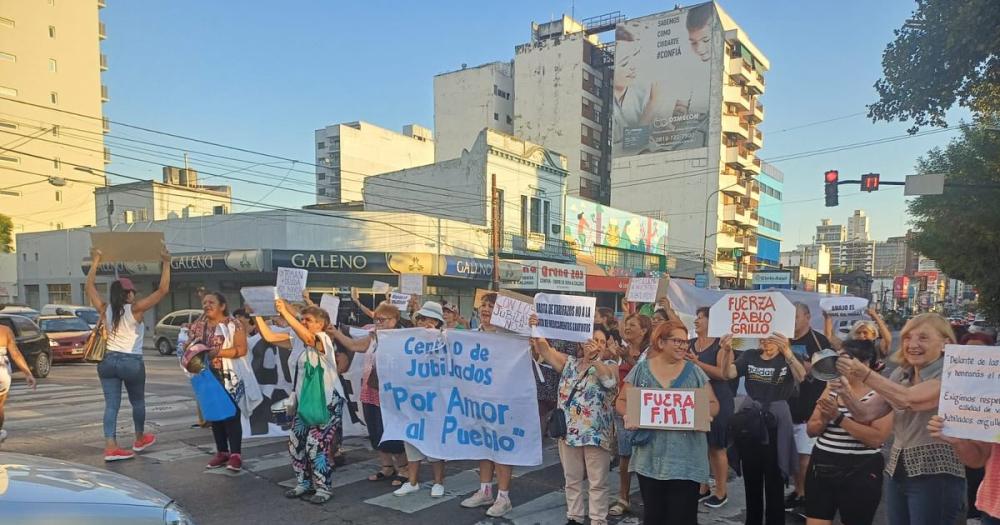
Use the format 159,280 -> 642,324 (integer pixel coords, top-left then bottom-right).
701,181 -> 745,277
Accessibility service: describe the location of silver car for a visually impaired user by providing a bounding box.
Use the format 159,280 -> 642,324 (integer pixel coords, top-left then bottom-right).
153,309 -> 203,355
0,452 -> 195,524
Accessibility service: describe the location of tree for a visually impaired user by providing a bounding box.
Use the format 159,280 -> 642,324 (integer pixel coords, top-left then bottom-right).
868,0 -> 1000,131
0,214 -> 12,254
907,125 -> 1000,320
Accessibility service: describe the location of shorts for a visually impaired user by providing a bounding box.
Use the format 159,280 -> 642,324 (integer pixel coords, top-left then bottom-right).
805,452 -> 883,524
0,362 -> 10,396
614,414 -> 633,457
794,423 -> 816,455
403,441 -> 441,463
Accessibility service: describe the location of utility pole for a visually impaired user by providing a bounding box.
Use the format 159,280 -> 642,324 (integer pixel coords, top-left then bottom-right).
491,173 -> 500,291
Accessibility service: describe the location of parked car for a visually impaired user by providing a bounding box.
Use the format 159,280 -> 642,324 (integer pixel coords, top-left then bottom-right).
40,304 -> 100,329
0,314 -> 52,378
38,315 -> 92,363
153,309 -> 203,355
0,305 -> 40,324
0,451 -> 195,524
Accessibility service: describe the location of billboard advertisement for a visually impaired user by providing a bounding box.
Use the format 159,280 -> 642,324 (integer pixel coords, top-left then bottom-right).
893,276 -> 910,299
612,3 -> 719,157
563,196 -> 668,257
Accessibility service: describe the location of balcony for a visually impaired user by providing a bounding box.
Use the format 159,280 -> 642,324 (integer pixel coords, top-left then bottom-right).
748,179 -> 761,200
101,116 -> 110,133
100,53 -> 108,71
747,100 -> 764,124
723,84 -> 751,112
722,113 -> 750,140
717,227 -> 741,250
748,208 -> 760,227
98,22 -> 106,40
745,69 -> 765,94
98,0 -> 106,7
723,204 -> 751,225
100,84 -> 109,102
728,57 -> 752,83
103,146 -> 111,163
720,170 -> 747,196
746,155 -> 762,174
746,236 -> 759,254
748,127 -> 764,149
725,144 -> 753,169
500,232 -> 574,262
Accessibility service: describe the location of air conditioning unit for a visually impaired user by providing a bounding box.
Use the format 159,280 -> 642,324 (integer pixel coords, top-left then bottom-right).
526,233 -> 546,251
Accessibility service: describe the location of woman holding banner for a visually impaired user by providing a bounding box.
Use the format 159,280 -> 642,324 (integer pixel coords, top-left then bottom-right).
531,317 -> 618,525
929,415 -> 1000,525
607,313 -> 651,517
824,307 -> 893,368
835,313 -> 966,525
618,320 -> 719,524
85,246 -> 171,462
720,332 -> 805,525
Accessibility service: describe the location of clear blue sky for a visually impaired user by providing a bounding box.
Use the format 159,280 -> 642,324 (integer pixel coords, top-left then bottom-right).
101,0 -> 969,248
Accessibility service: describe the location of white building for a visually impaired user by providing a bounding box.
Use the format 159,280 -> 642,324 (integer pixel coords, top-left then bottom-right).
314,121 -> 434,205
433,61 -> 514,161
94,167 -> 232,227
847,209 -> 871,242
781,244 -> 831,276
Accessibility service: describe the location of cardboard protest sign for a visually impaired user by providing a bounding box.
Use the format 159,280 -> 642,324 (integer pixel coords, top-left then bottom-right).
626,277 -> 669,303
275,267 -> 308,302
491,290 -> 535,336
241,333 -> 295,438
240,286 -> 278,317
90,232 -> 164,263
938,344 -> 1000,443
627,386 -> 711,431
389,292 -> 411,310
372,280 -> 391,294
319,294 -> 340,326
531,293 -> 596,343
399,274 -> 424,296
707,291 -> 795,338
820,296 -> 869,319
376,328 -> 542,466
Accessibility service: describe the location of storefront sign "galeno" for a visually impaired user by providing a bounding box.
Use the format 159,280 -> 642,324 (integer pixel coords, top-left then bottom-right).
289,252 -> 369,271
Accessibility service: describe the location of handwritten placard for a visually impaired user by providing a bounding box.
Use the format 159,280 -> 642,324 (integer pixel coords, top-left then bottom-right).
372,280 -> 391,294
626,277 -> 669,303
319,294 -> 340,326
938,344 -> 1000,443
820,297 -> 869,319
240,286 -> 278,317
491,290 -> 534,336
389,292 -> 411,310
707,291 -> 795,338
275,267 -> 308,302
532,293 -> 596,343
398,274 -> 424,296
626,387 -> 711,431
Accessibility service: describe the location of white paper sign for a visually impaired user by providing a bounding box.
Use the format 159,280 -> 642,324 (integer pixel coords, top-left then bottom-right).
389,292 -> 411,310
938,344 -> 1000,443
372,280 -> 391,294
707,291 -> 795,338
319,294 -> 340,326
492,293 -> 534,336
626,278 -> 660,303
240,286 -> 278,317
399,274 -> 424,296
531,293 -> 596,343
275,267 -> 308,302
376,328 -> 542,466
820,297 -> 869,319
637,389 -> 697,429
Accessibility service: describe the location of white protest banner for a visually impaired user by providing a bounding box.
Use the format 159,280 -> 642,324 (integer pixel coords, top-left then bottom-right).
491,290 -> 534,336
389,292 -> 411,310
531,293 -> 596,343
707,291 -> 795,338
626,277 -> 669,303
626,387 -> 711,431
938,344 -> 1000,443
241,334 -> 295,438
820,296 -> 869,319
319,294 -> 340,326
372,280 -> 391,294
399,274 -> 424,296
275,267 -> 308,302
376,328 -> 542,466
240,286 -> 278,317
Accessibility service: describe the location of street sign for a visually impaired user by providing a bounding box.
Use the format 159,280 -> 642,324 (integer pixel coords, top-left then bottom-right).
904,173 -> 945,196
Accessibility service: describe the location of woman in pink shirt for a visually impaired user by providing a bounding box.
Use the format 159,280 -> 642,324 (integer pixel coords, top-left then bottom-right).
929,415 -> 1000,524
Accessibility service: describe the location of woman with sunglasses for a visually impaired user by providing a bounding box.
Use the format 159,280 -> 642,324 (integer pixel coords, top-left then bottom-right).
617,320 -> 719,524
328,303 -> 408,486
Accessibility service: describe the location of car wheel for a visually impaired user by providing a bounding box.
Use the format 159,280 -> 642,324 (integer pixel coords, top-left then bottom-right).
157,338 -> 175,356
33,352 -> 51,378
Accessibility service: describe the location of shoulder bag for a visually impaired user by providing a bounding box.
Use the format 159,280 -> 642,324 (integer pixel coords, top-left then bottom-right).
546,364 -> 591,439
83,310 -> 108,363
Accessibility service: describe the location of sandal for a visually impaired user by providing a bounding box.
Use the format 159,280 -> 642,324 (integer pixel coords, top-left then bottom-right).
391,463 -> 409,487
284,485 -> 312,499
368,466 -> 396,482
608,499 -> 630,516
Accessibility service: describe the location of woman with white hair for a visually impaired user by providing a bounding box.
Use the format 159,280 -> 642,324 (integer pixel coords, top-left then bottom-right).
825,307 -> 892,368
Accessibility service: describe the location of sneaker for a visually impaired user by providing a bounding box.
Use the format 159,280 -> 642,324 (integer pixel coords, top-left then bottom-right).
460,490 -> 494,508
698,490 -> 712,502
206,452 -> 230,469
566,520 -> 585,525
431,484 -> 445,498
486,495 -> 513,517
132,433 -> 156,452
0,429 -> 7,445
226,453 -> 242,472
284,484 -> 312,498
307,489 -> 332,504
393,482 -> 421,496
784,493 -> 804,511
104,447 -> 136,462
703,495 -> 729,508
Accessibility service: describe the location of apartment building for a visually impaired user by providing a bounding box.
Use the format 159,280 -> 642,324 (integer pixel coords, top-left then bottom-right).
874,235 -> 907,278
756,161 -> 783,270
94,167 -> 233,227
314,121 -> 434,205
433,61 -> 514,161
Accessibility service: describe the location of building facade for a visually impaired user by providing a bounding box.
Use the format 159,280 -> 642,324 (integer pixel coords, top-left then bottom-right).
847,209 -> 871,242
756,161 -> 783,270
874,235 -> 907,278
781,244 -> 831,276
94,167 -> 232,227
433,61 -> 514,161
314,121 -> 434,205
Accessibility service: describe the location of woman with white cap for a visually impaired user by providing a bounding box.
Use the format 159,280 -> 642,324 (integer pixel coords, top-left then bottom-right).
441,302 -> 467,330
85,246 -> 172,462
393,301 -> 449,498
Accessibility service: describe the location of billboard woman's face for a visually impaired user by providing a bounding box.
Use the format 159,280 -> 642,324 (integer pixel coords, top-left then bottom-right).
688,24 -> 712,62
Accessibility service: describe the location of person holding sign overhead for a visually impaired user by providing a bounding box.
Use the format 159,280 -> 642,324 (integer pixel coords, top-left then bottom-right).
617,320 -> 719,525
85,245 -> 171,462
834,313 -> 966,525
530,315 -> 618,525
720,331 -> 806,525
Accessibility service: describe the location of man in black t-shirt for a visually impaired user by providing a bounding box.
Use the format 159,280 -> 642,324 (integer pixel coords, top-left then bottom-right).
785,302 -> 832,510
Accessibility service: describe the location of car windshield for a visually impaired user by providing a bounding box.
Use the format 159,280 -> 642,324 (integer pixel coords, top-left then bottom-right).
40,318 -> 92,332
75,310 -> 100,325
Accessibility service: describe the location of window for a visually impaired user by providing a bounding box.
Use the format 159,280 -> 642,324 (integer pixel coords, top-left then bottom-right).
318,188 -> 326,196
213,205 -> 227,215
50,91 -> 58,104
48,59 -> 57,72
506,115 -> 512,125
55,222 -> 63,229
47,283 -> 72,305
55,190 -> 62,202
0,86 -> 17,97
521,196 -> 549,235
493,112 -> 499,121
53,157 -> 61,169
24,285 -> 39,309
49,25 -> 56,38
317,173 -> 325,180
13,316 -> 40,338
51,124 -> 59,137
0,155 -> 18,164
123,210 -> 135,223
317,141 -> 325,149
0,52 -> 14,63
0,18 -> 14,29
0,120 -> 15,130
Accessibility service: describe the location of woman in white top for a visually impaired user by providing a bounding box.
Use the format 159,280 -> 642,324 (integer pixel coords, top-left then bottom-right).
0,323 -> 37,445
85,246 -> 171,462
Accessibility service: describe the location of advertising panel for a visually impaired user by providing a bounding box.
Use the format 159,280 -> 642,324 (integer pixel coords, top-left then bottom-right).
612,4 -> 719,157
563,196 -> 668,257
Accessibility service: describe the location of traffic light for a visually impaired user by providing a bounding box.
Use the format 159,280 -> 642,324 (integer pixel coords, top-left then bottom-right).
861,173 -> 880,192
824,170 -> 839,207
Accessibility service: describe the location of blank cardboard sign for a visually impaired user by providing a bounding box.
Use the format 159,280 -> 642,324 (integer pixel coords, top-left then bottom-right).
90,232 -> 164,263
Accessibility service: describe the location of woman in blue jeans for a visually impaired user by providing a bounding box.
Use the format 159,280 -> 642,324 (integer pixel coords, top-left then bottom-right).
85,246 -> 171,462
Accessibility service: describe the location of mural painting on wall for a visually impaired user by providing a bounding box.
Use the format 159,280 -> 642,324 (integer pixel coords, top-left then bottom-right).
563,196 -> 668,257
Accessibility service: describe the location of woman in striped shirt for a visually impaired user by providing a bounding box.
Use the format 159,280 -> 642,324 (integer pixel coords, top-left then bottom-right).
804,339 -> 893,525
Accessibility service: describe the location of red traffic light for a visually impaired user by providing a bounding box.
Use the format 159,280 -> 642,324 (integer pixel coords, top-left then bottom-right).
861,173 -> 880,192
824,170 -> 839,184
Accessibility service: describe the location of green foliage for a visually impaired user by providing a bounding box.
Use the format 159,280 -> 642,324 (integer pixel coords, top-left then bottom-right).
868,0 -> 1000,132
0,214 -> 12,253
908,126 -> 1000,320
